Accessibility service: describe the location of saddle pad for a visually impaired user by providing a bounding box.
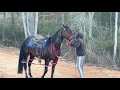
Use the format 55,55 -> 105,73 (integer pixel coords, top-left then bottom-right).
27,36 -> 37,49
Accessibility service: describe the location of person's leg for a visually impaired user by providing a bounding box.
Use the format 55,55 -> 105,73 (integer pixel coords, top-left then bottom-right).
77,56 -> 85,78
80,56 -> 85,76
76,57 -> 81,76
76,57 -> 79,71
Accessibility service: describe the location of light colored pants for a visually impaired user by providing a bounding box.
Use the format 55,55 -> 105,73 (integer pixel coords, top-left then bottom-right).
76,56 -> 85,78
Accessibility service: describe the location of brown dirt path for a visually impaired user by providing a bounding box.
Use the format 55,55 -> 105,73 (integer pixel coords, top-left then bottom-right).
0,46 -> 120,78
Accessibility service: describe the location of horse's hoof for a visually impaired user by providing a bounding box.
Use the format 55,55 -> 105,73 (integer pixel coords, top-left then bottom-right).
29,75 -> 33,77
30,76 -> 33,78
41,76 -> 44,78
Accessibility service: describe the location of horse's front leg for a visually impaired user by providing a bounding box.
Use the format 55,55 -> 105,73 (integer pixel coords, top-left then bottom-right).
51,57 -> 58,78
41,59 -> 49,78
51,64 -> 56,78
28,60 -> 33,78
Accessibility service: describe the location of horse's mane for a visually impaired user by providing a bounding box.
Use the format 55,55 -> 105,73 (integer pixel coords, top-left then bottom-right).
51,29 -> 61,42
46,29 -> 61,45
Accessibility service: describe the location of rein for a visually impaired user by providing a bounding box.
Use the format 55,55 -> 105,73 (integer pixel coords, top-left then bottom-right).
50,37 -> 61,60
50,37 -> 62,65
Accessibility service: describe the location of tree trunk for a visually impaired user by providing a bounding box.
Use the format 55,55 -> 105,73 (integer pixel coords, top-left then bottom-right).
11,12 -> 17,47
113,12 -> 118,68
110,12 -> 112,37
11,12 -> 15,30
34,12 -> 38,36
29,12 -> 35,36
62,13 -> 64,25
22,12 -> 28,38
27,12 -> 31,36
82,12 -> 86,44
88,12 -> 94,38
22,12 -> 39,38
2,24 -> 5,41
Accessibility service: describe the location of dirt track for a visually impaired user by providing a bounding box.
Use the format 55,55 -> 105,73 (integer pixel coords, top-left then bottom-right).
0,46 -> 120,78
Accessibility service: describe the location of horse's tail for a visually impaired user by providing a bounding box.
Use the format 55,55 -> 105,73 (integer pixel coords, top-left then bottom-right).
18,47 -> 24,74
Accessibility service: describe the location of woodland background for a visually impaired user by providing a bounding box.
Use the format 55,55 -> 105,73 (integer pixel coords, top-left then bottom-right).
0,12 -> 119,69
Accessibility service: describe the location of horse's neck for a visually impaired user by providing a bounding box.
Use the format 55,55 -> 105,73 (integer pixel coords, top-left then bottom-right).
51,30 -> 63,49
54,37 -> 63,50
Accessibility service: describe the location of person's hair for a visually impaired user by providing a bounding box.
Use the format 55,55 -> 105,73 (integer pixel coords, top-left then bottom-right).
76,32 -> 83,39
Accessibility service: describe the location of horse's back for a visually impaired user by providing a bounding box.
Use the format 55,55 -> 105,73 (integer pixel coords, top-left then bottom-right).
22,35 -> 48,49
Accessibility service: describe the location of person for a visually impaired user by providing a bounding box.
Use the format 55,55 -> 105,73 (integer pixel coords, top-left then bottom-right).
70,32 -> 86,78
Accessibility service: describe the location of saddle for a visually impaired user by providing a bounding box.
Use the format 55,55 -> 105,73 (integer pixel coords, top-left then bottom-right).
37,38 -> 48,49
32,36 -> 48,50
30,35 -> 48,63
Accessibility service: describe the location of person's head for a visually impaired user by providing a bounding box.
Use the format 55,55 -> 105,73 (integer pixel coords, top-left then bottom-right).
76,32 -> 83,39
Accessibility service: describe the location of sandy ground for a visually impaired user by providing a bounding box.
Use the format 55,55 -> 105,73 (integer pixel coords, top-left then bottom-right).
0,46 -> 120,78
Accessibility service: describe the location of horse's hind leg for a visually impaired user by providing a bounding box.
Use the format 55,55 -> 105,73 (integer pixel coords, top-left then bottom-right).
28,53 -> 34,78
23,62 -> 28,78
28,60 -> 33,78
23,54 -> 29,78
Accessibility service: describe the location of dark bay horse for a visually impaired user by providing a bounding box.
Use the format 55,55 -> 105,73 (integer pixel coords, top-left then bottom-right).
18,25 -> 73,78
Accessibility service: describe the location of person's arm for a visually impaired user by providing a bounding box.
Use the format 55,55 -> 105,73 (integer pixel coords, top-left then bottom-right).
70,39 -> 80,48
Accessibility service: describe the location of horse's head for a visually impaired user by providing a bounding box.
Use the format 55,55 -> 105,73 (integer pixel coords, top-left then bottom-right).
61,25 -> 73,41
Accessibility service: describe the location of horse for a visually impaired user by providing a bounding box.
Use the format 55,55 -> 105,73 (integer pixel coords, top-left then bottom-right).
18,25 -> 73,78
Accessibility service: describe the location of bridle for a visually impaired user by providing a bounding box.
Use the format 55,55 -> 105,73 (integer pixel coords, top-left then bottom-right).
50,27 -> 73,60
63,27 -> 73,48
63,28 -> 72,41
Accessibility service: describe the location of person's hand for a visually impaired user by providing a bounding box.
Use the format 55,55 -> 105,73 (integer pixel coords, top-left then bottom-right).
70,39 -> 73,44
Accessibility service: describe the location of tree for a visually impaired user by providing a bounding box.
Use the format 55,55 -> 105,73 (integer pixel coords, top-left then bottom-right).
22,12 -> 28,38
62,13 -> 64,25
11,12 -> 16,46
110,12 -> 113,37
113,12 -> 118,68
22,12 -> 39,38
34,12 -> 38,36
2,12 -> 6,41
88,12 -> 94,38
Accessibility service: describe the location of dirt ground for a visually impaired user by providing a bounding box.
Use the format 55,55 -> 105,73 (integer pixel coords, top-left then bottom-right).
0,46 -> 120,78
